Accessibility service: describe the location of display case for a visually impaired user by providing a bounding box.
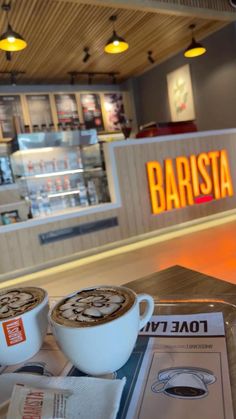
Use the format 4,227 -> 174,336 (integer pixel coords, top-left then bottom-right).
10,129 -> 111,218
0,142 -> 31,225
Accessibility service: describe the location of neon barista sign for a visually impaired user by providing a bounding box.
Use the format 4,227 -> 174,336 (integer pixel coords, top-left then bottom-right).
146,150 -> 234,215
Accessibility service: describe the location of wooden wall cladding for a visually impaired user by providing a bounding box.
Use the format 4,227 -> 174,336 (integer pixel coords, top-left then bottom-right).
0,208 -> 123,277
1,131 -> 236,279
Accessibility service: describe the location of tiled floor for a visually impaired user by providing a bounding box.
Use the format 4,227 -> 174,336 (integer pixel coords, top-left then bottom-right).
2,213 -> 236,296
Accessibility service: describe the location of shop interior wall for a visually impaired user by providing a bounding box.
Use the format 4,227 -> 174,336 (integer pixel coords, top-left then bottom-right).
0,82 -> 137,136
1,129 -> 236,280
132,22 -> 236,132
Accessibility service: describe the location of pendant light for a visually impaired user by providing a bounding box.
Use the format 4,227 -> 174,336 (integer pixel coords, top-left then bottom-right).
0,4 -> 27,52
104,15 -> 129,54
184,24 -> 206,58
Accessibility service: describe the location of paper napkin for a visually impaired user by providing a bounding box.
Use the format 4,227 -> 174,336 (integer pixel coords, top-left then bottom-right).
0,373 -> 126,419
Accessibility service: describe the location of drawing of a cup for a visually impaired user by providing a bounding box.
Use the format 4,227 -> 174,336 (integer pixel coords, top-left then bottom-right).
151,368 -> 216,399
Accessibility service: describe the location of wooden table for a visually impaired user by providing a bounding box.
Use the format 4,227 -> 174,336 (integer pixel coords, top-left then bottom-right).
125,265 -> 236,301
126,265 -> 236,415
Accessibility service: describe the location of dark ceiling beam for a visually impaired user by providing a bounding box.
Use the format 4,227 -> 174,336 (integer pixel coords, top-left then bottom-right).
54,0 -> 236,22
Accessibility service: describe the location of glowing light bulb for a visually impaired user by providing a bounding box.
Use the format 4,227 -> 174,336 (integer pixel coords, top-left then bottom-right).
7,36 -> 15,43
113,40 -> 119,46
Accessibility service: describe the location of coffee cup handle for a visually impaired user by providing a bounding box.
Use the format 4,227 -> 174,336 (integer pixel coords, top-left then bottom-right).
137,294 -> 155,330
151,381 -> 166,393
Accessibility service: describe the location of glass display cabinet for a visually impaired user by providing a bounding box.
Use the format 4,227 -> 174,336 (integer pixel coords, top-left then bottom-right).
10,129 -> 110,218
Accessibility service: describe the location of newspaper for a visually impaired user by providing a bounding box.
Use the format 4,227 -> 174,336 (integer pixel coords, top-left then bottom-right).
0,312 -> 234,419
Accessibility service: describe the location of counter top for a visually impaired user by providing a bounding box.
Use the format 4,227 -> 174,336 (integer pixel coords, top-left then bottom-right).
125,265 -> 236,302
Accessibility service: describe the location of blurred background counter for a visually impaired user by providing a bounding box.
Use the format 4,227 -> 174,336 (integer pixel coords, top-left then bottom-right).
1,128 -> 236,282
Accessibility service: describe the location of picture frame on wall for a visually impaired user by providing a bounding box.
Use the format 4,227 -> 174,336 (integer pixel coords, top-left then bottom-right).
103,93 -> 126,132
80,93 -> 104,131
167,64 -> 196,122
0,95 -> 24,138
54,93 -> 79,125
26,94 -> 53,128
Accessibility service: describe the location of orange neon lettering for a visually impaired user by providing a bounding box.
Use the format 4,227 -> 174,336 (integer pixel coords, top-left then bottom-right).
189,155 -> 200,197
146,148 -> 233,215
165,159 -> 181,210
220,150 -> 234,198
208,151 -> 221,199
176,156 -> 194,207
146,161 -> 166,214
197,153 -> 212,195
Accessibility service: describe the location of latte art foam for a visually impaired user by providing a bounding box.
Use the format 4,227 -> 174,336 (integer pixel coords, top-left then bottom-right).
0,287 -> 45,320
52,287 -> 135,327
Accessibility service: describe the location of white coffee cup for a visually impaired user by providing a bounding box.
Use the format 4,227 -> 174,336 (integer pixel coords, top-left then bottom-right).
0,286 -> 49,365
49,285 -> 154,375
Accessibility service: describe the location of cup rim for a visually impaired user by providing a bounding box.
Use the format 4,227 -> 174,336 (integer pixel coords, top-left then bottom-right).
49,284 -> 137,329
0,286 -> 49,323
166,372 -> 206,387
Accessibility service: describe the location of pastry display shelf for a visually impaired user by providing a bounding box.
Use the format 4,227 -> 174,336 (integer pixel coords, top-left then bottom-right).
17,167 -> 104,180
47,189 -> 81,198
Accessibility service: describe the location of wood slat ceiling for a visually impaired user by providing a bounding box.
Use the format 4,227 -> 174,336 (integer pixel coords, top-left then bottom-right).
0,0 -> 229,84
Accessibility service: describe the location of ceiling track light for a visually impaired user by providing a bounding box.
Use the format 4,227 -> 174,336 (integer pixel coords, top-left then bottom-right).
0,3 -> 27,52
109,72 -> 117,84
147,50 -> 155,64
184,24 -> 206,58
83,47 -> 91,63
0,70 -> 25,86
104,15 -> 129,54
68,71 -> 77,85
88,73 -> 93,84
10,71 -> 16,86
67,71 -> 120,85
5,51 -> 11,61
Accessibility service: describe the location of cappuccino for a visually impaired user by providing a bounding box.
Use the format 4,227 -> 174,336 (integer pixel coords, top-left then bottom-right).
165,386 -> 206,397
52,287 -> 135,327
0,287 -> 45,320
49,285 -> 154,375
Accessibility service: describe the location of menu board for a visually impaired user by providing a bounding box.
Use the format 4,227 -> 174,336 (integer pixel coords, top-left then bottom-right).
26,95 -> 52,127
80,93 -> 104,131
54,94 -> 79,124
0,95 -> 23,138
103,93 -> 125,131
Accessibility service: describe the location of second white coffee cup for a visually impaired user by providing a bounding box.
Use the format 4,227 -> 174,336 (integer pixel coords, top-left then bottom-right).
49,285 -> 154,375
0,286 -> 49,365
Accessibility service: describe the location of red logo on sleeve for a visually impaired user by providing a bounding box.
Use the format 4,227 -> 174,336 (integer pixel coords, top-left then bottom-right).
2,318 -> 26,346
